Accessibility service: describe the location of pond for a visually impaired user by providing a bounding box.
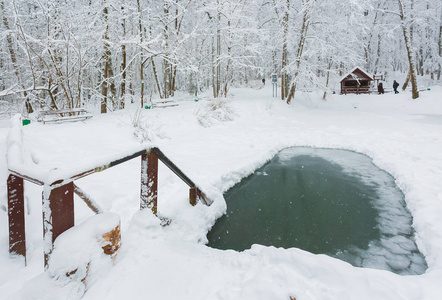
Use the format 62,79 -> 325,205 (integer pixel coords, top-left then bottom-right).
207,148 -> 427,275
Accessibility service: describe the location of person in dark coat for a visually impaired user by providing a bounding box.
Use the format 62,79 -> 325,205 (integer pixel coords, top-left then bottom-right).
393,80 -> 399,94
378,82 -> 384,94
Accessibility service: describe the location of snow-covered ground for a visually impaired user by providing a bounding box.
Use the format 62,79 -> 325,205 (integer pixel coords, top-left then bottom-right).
1,84 -> 442,299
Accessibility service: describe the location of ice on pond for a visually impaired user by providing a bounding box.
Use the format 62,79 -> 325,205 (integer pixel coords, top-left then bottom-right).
208,147 -> 427,275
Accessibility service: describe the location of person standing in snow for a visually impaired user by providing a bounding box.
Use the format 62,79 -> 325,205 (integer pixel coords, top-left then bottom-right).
378,82 -> 384,94
393,80 -> 399,94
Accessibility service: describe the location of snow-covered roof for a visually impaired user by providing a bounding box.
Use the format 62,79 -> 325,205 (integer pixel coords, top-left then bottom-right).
340,66 -> 373,82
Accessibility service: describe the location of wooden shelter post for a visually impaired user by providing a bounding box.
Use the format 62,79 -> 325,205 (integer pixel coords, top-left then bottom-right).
7,174 -> 26,261
140,152 -> 158,215
42,182 -> 74,268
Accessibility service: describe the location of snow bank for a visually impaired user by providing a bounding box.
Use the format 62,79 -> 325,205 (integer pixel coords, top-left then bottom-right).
193,98 -> 237,127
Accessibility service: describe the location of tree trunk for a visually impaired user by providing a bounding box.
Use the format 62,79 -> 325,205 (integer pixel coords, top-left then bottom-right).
373,33 -> 382,75
223,19 -> 233,97
171,66 -> 177,97
100,3 -> 116,112
1,0 -> 31,112
402,70 -> 410,90
323,57 -> 333,100
151,58 -> 162,98
438,23 -> 442,80
287,0 -> 311,104
398,0 -> 419,99
101,5 -> 110,114
137,0 -> 144,107
163,58 -> 170,99
140,59 -> 145,108
280,0 -> 289,101
212,37 -> 217,97
163,2 -> 171,99
216,4 -> 221,98
170,3 -> 179,97
365,1 -> 382,71
120,7 -> 126,110
109,67 -> 117,109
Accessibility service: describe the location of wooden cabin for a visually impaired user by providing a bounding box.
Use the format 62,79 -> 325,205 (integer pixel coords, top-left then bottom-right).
340,67 -> 373,94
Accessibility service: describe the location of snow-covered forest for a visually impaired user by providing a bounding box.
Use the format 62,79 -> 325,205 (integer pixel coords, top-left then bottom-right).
2,1 -> 442,299
1,0 -> 441,113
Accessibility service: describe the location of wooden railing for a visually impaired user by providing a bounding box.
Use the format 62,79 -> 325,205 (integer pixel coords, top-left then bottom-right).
7,146 -> 209,267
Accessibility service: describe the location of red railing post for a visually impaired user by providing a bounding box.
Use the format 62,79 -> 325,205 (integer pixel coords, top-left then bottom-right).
141,152 -> 158,215
42,182 -> 74,268
7,174 -> 26,262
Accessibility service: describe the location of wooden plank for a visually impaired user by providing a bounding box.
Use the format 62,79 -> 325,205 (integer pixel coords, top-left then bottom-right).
140,152 -> 158,214
43,182 -> 74,268
7,174 -> 26,261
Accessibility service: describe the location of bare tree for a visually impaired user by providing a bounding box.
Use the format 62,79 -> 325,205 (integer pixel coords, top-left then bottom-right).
398,0 -> 419,99
1,0 -> 32,112
286,0 -> 311,104
101,2 -> 116,113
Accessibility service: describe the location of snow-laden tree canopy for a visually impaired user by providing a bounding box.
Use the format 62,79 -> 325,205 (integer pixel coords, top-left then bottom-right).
0,0 -> 441,111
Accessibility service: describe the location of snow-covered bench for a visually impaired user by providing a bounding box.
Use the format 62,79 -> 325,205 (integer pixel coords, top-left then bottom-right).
151,100 -> 179,109
37,108 -> 92,124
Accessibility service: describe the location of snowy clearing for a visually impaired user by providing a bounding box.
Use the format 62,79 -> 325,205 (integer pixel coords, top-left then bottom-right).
1,84 -> 442,299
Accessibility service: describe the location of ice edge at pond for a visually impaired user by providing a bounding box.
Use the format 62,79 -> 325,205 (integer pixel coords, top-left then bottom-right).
209,147 -> 427,275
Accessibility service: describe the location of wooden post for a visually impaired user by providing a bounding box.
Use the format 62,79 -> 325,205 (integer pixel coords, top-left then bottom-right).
189,187 -> 197,206
7,174 -> 26,261
140,153 -> 148,210
42,182 -> 74,268
141,152 -> 158,215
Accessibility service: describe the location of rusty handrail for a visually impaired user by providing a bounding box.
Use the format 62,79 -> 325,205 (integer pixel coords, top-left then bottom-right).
151,147 -> 208,206
8,169 -> 44,186
8,146 -> 208,205
45,147 -> 208,204
8,145 -> 210,267
152,148 -> 196,188
48,148 -> 150,187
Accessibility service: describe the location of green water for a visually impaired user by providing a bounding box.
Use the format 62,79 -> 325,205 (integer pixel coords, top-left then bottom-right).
207,148 -> 427,275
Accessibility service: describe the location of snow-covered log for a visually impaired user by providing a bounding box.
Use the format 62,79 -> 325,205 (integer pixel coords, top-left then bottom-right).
47,213 -> 121,293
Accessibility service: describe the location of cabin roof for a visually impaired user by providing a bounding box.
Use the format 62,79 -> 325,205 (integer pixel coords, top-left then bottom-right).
340,66 -> 373,82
